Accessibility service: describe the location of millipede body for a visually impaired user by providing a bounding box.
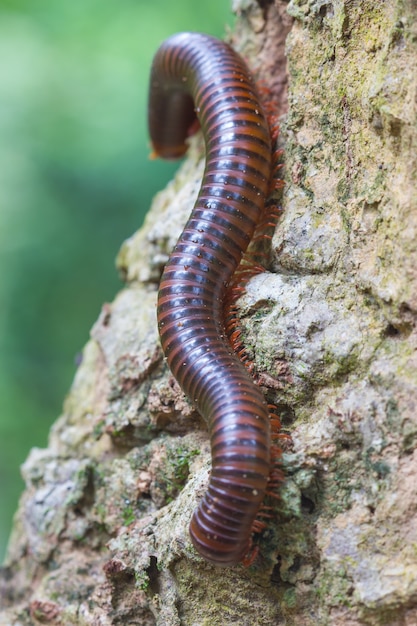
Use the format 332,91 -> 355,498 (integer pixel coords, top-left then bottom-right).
149,32 -> 273,566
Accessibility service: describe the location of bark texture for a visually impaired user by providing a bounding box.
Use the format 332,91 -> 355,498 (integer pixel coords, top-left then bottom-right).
1,0 -> 417,624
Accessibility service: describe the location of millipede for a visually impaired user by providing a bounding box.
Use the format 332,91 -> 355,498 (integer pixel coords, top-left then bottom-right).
149,32 -> 283,566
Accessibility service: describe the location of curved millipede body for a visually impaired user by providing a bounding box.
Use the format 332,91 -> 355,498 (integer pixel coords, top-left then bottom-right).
149,32 -> 272,566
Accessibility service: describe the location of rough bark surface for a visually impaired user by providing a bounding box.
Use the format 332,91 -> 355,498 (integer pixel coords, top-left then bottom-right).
1,0 -> 417,624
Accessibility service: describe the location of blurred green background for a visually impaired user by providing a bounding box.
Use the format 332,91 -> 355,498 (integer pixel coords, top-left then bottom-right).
0,0 -> 233,562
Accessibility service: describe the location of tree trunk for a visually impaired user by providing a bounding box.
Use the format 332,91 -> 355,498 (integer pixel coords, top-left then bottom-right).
1,0 -> 417,624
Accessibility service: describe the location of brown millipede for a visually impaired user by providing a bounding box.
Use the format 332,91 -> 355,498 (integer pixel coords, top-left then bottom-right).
149,32 -> 275,566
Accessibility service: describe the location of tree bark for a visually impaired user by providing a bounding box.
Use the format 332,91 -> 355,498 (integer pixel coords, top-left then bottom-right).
1,0 -> 417,624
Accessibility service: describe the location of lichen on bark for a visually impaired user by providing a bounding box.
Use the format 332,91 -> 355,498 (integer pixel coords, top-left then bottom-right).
1,1 -> 417,625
